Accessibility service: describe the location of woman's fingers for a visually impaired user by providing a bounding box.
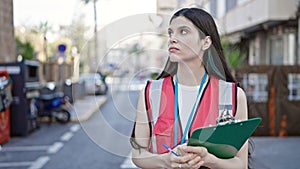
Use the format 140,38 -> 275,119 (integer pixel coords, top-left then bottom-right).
171,153 -> 194,163
169,152 -> 197,168
176,144 -> 188,156
169,145 -> 208,169
187,155 -> 205,169
174,159 -> 204,169
182,145 -> 208,157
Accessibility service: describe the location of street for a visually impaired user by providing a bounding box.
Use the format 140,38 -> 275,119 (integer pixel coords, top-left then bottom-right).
0,79 -> 300,169
0,86 -> 139,169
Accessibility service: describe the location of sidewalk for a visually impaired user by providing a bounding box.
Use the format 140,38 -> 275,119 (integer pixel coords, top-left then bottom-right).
70,95 -> 108,122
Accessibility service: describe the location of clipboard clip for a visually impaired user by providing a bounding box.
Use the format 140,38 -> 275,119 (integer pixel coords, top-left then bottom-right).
216,109 -> 236,125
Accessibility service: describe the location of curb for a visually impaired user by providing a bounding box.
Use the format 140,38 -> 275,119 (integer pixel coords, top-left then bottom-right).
70,96 -> 108,122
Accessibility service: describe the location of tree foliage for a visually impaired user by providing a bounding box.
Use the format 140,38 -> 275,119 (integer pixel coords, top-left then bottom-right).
15,37 -> 35,60
222,38 -> 246,70
68,14 -> 89,53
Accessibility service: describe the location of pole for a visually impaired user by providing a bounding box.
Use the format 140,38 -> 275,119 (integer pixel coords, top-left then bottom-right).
94,0 -> 98,72
298,16 -> 300,64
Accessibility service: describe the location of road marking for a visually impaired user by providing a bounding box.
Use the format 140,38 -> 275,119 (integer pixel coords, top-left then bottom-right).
47,142 -> 64,154
70,124 -> 81,132
28,156 -> 50,169
120,151 -> 138,168
1,145 -> 48,152
60,132 -> 73,142
0,161 -> 32,168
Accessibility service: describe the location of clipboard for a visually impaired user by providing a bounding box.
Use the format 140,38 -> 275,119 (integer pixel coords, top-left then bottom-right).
187,118 -> 262,159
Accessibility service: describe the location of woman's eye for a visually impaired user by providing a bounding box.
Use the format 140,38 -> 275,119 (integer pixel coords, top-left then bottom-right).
168,30 -> 173,37
180,29 -> 187,35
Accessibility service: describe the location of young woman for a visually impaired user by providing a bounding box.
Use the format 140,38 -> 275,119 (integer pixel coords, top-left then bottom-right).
131,8 -> 248,169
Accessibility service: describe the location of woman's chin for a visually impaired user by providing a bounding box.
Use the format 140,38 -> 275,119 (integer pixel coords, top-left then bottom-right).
169,55 -> 180,62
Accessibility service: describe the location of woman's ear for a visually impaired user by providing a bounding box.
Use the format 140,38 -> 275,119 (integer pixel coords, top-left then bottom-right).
202,36 -> 212,50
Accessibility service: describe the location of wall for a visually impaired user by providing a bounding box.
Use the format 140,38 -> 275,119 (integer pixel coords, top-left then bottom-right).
224,0 -> 298,34
0,0 -> 16,62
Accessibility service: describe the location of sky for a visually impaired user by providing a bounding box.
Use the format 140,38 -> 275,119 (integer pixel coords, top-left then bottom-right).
13,0 -> 157,28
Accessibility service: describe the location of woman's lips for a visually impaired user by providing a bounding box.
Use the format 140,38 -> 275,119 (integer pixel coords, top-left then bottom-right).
169,47 -> 179,52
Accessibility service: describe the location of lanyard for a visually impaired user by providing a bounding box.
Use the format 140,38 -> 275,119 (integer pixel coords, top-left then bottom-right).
174,72 -> 207,146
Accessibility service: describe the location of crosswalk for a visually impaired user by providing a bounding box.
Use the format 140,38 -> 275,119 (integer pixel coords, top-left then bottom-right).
0,124 -> 81,169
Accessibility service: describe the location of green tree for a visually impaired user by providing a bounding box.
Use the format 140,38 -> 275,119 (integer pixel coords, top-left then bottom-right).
222,38 -> 246,70
68,14 -> 89,53
31,21 -> 51,61
15,37 -> 35,60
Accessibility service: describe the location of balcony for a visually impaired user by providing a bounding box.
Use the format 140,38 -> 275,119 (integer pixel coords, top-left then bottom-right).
222,0 -> 298,34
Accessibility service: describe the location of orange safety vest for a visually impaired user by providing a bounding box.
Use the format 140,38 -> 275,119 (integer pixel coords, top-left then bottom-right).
145,75 -> 237,154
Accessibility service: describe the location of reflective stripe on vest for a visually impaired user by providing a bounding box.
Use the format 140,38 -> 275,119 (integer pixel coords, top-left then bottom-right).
218,79 -> 235,117
145,76 -> 237,154
148,79 -> 163,154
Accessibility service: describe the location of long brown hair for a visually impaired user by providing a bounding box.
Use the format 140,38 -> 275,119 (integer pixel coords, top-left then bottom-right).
157,8 -> 236,82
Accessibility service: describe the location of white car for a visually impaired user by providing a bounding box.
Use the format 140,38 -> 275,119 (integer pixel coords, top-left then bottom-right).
80,73 -> 108,95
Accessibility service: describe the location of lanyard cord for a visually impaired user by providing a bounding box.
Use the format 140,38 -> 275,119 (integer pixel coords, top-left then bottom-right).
174,73 -> 208,146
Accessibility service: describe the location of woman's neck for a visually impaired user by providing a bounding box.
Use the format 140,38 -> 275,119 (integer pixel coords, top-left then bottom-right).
176,61 -> 206,86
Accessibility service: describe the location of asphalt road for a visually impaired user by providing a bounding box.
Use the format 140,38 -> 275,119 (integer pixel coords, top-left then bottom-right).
250,136 -> 300,169
0,90 -> 138,169
1,84 -> 299,169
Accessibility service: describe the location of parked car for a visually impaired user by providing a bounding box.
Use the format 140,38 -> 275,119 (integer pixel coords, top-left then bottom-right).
80,73 -> 108,95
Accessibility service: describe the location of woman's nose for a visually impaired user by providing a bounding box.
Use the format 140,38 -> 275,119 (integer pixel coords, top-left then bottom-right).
169,36 -> 178,44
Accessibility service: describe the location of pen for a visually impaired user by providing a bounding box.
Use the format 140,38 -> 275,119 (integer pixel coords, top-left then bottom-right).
163,144 -> 192,167
162,144 -> 180,156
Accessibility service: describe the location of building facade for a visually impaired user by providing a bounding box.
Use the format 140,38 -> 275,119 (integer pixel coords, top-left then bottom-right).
209,0 -> 299,66
0,0 -> 16,62
207,0 -> 300,136
157,0 -> 300,136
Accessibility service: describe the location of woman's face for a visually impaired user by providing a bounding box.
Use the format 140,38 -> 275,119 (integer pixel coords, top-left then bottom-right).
168,16 -> 204,63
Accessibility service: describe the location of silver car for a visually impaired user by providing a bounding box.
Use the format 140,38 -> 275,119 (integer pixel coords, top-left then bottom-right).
80,73 -> 108,95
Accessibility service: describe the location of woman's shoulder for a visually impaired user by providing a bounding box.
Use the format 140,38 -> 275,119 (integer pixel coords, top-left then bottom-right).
146,76 -> 172,87
209,75 -> 238,87
237,86 -> 247,99
235,86 -> 248,120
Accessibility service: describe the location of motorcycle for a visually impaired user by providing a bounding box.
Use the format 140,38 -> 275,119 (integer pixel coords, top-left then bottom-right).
36,84 -> 71,124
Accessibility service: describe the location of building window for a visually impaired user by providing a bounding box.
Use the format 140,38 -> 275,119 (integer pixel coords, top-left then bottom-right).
287,33 -> 297,65
226,0 -> 237,12
216,0 -> 226,18
210,0 -> 217,18
242,73 -> 268,102
288,74 -> 300,101
270,36 -> 284,65
237,0 -> 250,5
209,0 -> 226,19
249,37 -> 261,65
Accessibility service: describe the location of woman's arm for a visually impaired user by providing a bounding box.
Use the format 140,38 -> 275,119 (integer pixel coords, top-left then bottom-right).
131,89 -> 169,168
180,87 -> 249,169
132,89 -> 197,168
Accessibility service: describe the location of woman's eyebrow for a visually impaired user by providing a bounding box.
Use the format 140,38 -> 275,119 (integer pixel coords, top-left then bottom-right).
168,25 -> 192,31
177,25 -> 192,30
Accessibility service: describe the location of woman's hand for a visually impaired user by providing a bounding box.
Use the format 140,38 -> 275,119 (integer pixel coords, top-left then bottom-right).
180,144 -> 217,168
165,144 -> 205,169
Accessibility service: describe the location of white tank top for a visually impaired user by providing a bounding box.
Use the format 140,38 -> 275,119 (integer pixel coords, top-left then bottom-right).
178,81 -> 208,139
